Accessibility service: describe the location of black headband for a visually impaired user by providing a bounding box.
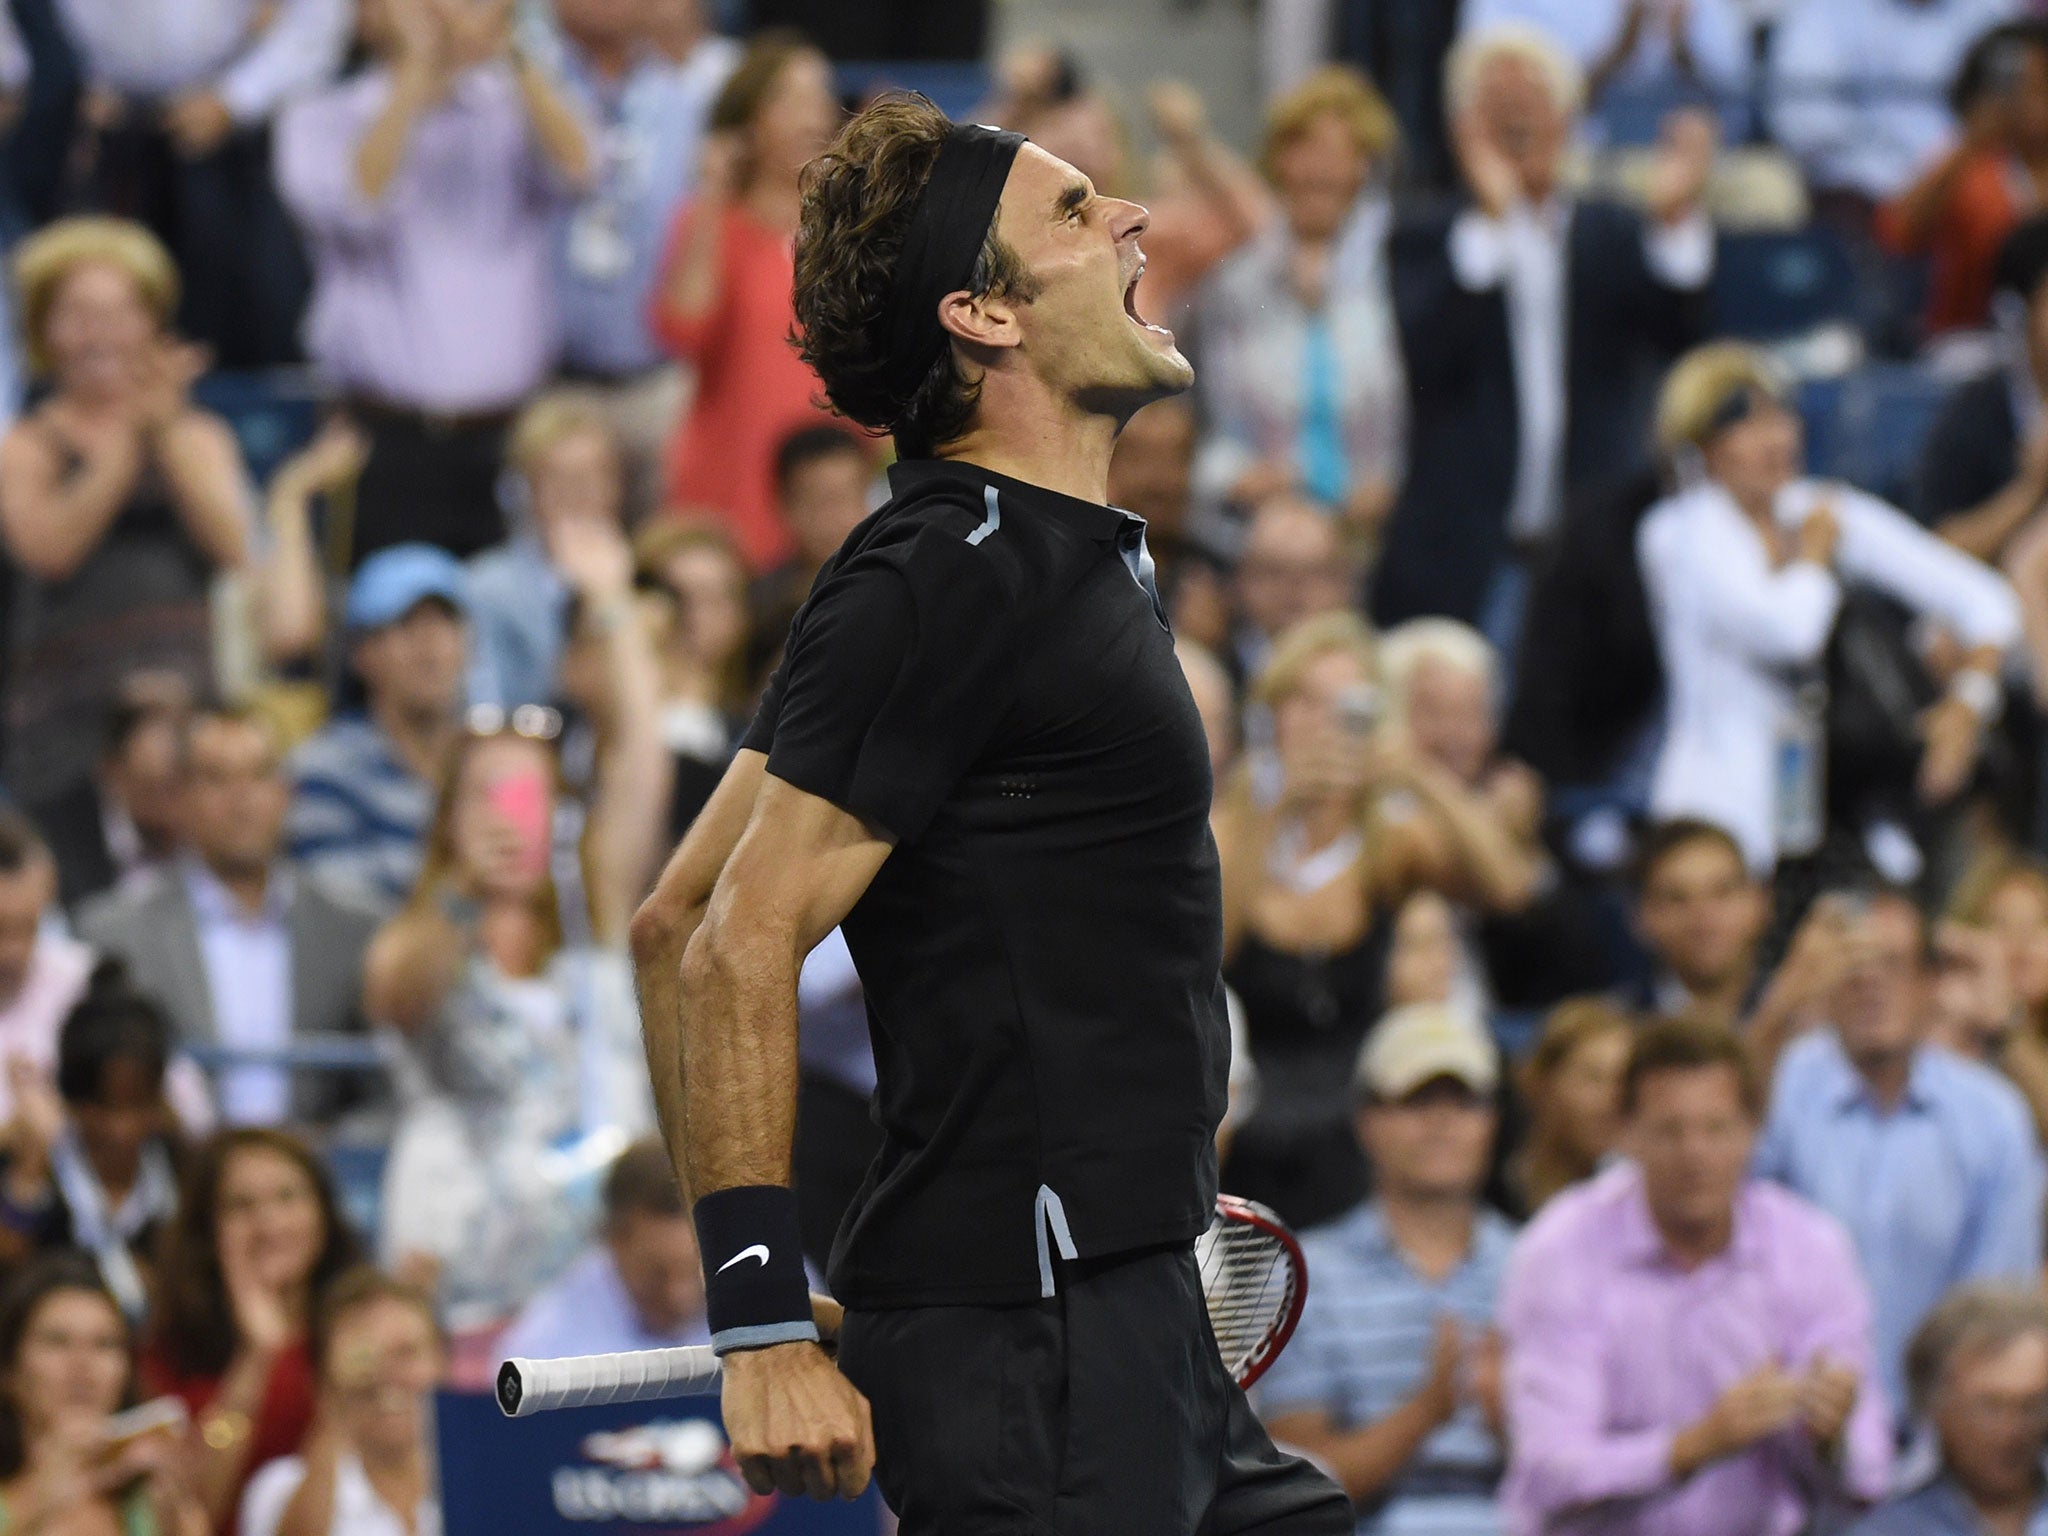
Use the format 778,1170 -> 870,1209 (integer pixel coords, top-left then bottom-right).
880,122 -> 1026,409
1704,383 -> 1776,441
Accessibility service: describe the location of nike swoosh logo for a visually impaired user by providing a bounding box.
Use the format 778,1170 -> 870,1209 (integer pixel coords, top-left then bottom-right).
717,1244 -> 770,1274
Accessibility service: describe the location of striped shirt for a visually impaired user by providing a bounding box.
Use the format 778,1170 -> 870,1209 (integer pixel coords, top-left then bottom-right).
1259,1199 -> 1515,1536
285,713 -> 433,917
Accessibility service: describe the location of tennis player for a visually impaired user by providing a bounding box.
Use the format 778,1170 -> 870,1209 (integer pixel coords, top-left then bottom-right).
630,94 -> 1351,1535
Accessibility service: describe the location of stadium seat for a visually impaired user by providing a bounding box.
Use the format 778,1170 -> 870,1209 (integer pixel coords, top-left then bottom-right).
327,1141 -> 390,1244
1587,80 -> 1749,148
836,60 -> 990,120
1794,372 -> 1848,481
1712,227 -> 1862,340
1825,361 -> 1951,507
191,368 -> 322,488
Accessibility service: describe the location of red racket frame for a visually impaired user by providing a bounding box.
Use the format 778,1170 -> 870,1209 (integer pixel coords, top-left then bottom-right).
1210,1193 -> 1309,1390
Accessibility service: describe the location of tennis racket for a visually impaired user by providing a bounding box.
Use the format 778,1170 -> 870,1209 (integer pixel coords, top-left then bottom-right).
497,1193 -> 1308,1417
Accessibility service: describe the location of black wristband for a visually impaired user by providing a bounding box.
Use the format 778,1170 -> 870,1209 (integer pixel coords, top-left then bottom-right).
693,1185 -> 818,1355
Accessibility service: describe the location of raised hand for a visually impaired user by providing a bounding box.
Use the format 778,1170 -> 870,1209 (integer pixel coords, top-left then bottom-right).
1415,1315 -> 1463,1427
697,130 -> 745,204
433,0 -> 514,71
220,1225 -> 294,1357
546,513 -> 634,600
1919,694 -> 1986,805
1796,1356 -> 1859,1453
1,1056 -> 63,1218
1467,1326 -> 1506,1439
164,91 -> 234,159
275,418 -> 370,499
1646,107 -> 1717,225
1796,501 -> 1840,568
130,339 -> 208,436
1453,109 -> 1521,220
1147,80 -> 1208,149
390,0 -> 448,81
1694,1362 -> 1802,1464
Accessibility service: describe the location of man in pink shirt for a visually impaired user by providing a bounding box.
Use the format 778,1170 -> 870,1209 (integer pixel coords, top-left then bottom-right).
1500,1016 -> 1892,1535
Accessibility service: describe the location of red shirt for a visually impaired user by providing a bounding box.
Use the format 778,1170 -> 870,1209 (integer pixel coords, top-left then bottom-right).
1878,150 -> 2034,336
142,1337 -> 315,1536
651,202 -> 838,572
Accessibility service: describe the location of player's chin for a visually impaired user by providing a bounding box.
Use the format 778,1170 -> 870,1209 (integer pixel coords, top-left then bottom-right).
1126,325 -> 1195,391
1145,344 -> 1196,395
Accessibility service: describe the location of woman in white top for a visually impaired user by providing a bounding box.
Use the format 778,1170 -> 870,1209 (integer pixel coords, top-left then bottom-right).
1638,342 -> 2021,873
242,1269 -> 443,1536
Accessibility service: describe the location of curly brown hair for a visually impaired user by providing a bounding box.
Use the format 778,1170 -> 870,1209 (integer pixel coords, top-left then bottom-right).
792,94 -> 1041,458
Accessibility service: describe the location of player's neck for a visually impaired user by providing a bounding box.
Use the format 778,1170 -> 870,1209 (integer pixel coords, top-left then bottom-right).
938,394 -> 1121,507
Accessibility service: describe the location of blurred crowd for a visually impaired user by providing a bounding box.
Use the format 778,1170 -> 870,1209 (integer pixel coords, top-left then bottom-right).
0,0 -> 2047,1533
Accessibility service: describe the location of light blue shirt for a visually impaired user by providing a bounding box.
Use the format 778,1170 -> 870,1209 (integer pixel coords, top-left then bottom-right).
286,714 -> 434,915
1770,0 -> 2021,201
465,535 -> 570,709
495,1245 -> 710,1364
1848,1472 -> 2048,1535
1756,1031 -> 2045,1421
554,35 -> 739,377
183,859 -> 295,1125
1257,1200 -> 1514,1535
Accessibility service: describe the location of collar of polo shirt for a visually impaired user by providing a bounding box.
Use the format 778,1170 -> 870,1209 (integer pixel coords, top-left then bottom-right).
889,459 -> 1143,543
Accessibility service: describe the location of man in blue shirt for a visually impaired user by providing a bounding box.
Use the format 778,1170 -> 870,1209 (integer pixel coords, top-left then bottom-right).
1756,890 -> 2045,1425
548,0 -> 738,517
1259,1003 -> 1515,1535
1852,1283 -> 2048,1536
498,1135 -> 710,1362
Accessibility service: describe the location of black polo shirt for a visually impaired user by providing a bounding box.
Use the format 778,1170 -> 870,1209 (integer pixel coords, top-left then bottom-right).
743,458 -> 1229,1308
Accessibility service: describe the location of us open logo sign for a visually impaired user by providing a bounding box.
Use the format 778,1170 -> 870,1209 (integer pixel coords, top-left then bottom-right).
436,1389 -> 881,1536
551,1419 -> 776,1531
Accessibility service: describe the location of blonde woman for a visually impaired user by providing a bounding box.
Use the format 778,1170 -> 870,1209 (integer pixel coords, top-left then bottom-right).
1212,611 -> 1531,1225
1639,341 -> 2021,873
0,218 -> 250,803
1192,66 -> 1405,533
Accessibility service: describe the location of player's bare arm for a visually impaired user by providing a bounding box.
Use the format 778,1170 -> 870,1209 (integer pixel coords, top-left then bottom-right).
629,745 -> 769,1200
666,773 -> 892,1501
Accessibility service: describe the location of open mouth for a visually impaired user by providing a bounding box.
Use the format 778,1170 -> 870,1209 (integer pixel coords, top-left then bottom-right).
1122,260 -> 1173,338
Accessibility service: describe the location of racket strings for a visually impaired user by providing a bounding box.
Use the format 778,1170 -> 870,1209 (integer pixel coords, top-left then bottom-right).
1197,1217 -> 1294,1381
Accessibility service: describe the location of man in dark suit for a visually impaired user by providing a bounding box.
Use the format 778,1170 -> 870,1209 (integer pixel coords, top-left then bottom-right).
1374,22 -> 1714,641
27,688 -> 188,913
80,704 -> 380,1130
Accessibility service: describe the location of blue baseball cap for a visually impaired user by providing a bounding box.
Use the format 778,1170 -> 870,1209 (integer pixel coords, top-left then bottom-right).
346,543 -> 468,631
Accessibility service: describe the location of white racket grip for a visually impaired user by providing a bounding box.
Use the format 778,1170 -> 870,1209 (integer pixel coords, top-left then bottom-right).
497,1346 -> 724,1418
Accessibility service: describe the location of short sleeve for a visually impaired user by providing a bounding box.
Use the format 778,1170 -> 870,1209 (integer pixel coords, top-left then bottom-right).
238,1457 -> 307,1536
739,661 -> 786,756
763,523 -> 1024,845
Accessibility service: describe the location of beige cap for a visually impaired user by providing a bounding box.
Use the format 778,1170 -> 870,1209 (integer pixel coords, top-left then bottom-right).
1355,1003 -> 1500,1100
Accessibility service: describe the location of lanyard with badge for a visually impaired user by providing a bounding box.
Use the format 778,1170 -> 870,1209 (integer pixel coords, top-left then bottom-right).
566,71 -> 654,285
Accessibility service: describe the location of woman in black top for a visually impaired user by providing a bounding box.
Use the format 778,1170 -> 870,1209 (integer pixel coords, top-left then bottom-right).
0,218 -> 249,803
1214,611 -> 1538,1227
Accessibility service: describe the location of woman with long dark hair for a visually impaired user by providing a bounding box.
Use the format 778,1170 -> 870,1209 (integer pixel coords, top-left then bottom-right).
141,1130 -> 360,1535
0,1253 -> 204,1536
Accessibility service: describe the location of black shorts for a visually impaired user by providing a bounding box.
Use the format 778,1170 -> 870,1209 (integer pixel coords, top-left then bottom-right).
836,1244 -> 1351,1536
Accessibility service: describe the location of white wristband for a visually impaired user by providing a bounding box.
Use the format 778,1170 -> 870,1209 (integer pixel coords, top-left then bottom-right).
1950,668 -> 2002,722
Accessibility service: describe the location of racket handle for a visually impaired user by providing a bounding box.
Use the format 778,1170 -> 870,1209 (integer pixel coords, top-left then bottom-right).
497,1347 -> 723,1418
